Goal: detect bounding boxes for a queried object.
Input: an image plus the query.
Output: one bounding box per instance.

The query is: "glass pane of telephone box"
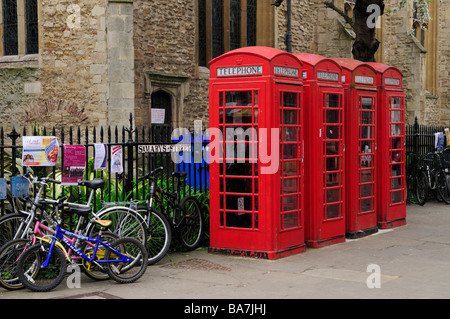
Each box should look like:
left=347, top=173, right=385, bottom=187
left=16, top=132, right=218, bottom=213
left=226, top=212, right=252, bottom=228
left=391, top=96, right=401, bottom=108
left=325, top=204, right=341, bottom=219
left=326, top=125, right=341, bottom=139
left=225, top=91, right=253, bottom=106
left=391, top=191, right=403, bottom=204
left=225, top=178, right=253, bottom=193
left=283, top=212, right=299, bottom=229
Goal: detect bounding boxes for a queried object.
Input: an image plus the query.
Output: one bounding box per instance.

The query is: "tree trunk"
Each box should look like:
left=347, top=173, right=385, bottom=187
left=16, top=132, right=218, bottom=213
left=352, top=0, right=385, bottom=62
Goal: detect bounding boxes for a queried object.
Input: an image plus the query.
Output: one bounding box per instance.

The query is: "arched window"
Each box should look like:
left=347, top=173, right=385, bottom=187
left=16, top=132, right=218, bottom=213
left=412, top=0, right=428, bottom=47
left=25, top=0, right=38, bottom=54
left=151, top=90, right=172, bottom=126
left=2, top=0, right=18, bottom=55
left=1, top=0, right=38, bottom=56
left=198, top=0, right=260, bottom=66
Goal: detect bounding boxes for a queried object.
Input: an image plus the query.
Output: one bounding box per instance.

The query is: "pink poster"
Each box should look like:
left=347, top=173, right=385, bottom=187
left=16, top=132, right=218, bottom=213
left=62, top=145, right=86, bottom=185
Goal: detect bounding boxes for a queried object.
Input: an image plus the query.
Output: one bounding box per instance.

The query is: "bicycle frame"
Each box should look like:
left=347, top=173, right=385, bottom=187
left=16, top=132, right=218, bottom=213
left=154, top=187, right=185, bottom=228
left=41, top=226, right=131, bottom=269
left=13, top=180, right=51, bottom=240
left=423, top=163, right=434, bottom=189
left=31, top=218, right=96, bottom=263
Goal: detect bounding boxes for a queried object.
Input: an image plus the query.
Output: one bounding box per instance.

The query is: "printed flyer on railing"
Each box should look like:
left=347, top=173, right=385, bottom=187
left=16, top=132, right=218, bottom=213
left=22, top=136, right=59, bottom=167
left=62, top=145, right=86, bottom=185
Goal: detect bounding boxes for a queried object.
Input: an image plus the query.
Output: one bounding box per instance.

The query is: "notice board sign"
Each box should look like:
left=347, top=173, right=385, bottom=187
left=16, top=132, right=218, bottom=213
left=0, top=178, right=6, bottom=200
left=151, top=108, right=166, bottom=124
left=11, top=176, right=29, bottom=198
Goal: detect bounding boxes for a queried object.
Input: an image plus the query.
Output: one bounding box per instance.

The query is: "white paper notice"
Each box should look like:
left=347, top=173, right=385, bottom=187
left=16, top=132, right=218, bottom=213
left=151, top=108, right=166, bottom=124
left=94, top=143, right=107, bottom=170
left=111, top=145, right=123, bottom=173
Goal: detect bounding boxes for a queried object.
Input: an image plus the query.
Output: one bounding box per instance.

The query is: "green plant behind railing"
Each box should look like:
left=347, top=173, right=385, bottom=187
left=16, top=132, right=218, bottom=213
left=45, top=158, right=132, bottom=212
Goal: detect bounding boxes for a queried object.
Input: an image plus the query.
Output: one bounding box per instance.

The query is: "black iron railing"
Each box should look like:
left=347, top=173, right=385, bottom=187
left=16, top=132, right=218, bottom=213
left=0, top=114, right=210, bottom=216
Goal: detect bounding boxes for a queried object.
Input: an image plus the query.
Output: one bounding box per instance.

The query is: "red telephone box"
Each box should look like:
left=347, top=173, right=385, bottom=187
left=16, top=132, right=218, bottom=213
left=294, top=53, right=346, bottom=248
left=208, top=47, right=305, bottom=259
left=333, top=58, right=378, bottom=238
left=367, top=62, right=406, bottom=229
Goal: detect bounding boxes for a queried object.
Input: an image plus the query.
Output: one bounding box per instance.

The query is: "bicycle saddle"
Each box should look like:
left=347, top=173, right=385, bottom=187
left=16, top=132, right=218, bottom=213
left=172, top=171, right=187, bottom=178
left=94, top=220, right=112, bottom=228
left=65, top=206, right=92, bottom=217
left=78, top=178, right=105, bottom=190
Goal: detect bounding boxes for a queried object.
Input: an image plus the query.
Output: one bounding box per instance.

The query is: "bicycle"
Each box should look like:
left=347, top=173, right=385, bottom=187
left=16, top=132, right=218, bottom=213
left=443, top=147, right=450, bottom=191
left=0, top=173, right=46, bottom=247
left=434, top=150, right=450, bottom=204
left=67, top=178, right=148, bottom=244
left=0, top=175, right=147, bottom=289
left=0, top=175, right=147, bottom=248
left=138, top=167, right=203, bottom=258
left=16, top=218, right=148, bottom=292
left=415, top=152, right=450, bottom=205
left=407, top=153, right=427, bottom=205
left=135, top=167, right=172, bottom=265
left=0, top=196, right=119, bottom=290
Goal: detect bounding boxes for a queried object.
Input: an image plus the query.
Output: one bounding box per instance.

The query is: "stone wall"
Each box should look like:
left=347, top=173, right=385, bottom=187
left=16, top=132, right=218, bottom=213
left=312, top=0, right=353, bottom=59
left=424, top=93, right=440, bottom=124
left=382, top=2, right=427, bottom=125
left=1, top=0, right=448, bottom=130
left=0, top=63, right=40, bottom=128
left=275, top=0, right=317, bottom=54
left=0, top=0, right=140, bottom=130
left=38, top=0, right=109, bottom=128
left=107, top=0, right=135, bottom=128
left=437, top=0, right=450, bottom=124
left=133, top=0, right=199, bottom=129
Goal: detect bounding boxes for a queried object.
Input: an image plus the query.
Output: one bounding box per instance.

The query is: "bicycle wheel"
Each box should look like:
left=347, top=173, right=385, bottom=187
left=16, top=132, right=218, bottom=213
left=0, top=238, right=33, bottom=290
left=88, top=207, right=147, bottom=245
left=0, top=213, right=30, bottom=247
left=178, top=196, right=203, bottom=251
left=138, top=207, right=172, bottom=265
left=436, top=171, right=450, bottom=204
left=104, top=237, right=148, bottom=284
left=17, top=242, right=67, bottom=292
left=80, top=231, right=119, bottom=281
left=415, top=171, right=428, bottom=206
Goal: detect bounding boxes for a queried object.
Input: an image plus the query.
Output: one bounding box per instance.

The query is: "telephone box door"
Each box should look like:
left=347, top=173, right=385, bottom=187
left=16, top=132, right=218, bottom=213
left=366, top=62, right=406, bottom=228
left=382, top=92, right=406, bottom=226
left=276, top=83, right=305, bottom=255
left=319, top=88, right=345, bottom=242
left=209, top=84, right=266, bottom=255
left=347, top=90, right=378, bottom=237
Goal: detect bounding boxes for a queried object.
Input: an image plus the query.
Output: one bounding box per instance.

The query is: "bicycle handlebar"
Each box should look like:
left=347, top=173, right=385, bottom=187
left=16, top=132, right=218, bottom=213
left=26, top=175, right=61, bottom=185
left=37, top=195, right=69, bottom=209
left=138, top=166, right=164, bottom=182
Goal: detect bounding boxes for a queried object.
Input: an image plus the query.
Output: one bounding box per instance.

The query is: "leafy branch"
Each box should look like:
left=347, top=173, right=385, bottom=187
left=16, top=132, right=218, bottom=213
left=324, top=1, right=355, bottom=29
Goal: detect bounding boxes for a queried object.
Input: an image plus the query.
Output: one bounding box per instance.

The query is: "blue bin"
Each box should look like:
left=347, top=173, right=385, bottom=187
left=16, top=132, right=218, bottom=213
left=173, top=134, right=209, bottom=191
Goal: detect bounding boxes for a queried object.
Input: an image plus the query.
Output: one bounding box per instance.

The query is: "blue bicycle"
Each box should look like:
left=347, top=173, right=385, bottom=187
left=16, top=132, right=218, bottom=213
left=17, top=219, right=148, bottom=292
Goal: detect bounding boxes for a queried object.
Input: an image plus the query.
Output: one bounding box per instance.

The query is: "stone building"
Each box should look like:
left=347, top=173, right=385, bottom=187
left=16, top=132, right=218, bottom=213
left=0, top=0, right=448, bottom=130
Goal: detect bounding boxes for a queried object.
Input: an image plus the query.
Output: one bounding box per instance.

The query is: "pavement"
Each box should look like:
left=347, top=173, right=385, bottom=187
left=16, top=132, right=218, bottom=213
left=2, top=201, right=450, bottom=301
